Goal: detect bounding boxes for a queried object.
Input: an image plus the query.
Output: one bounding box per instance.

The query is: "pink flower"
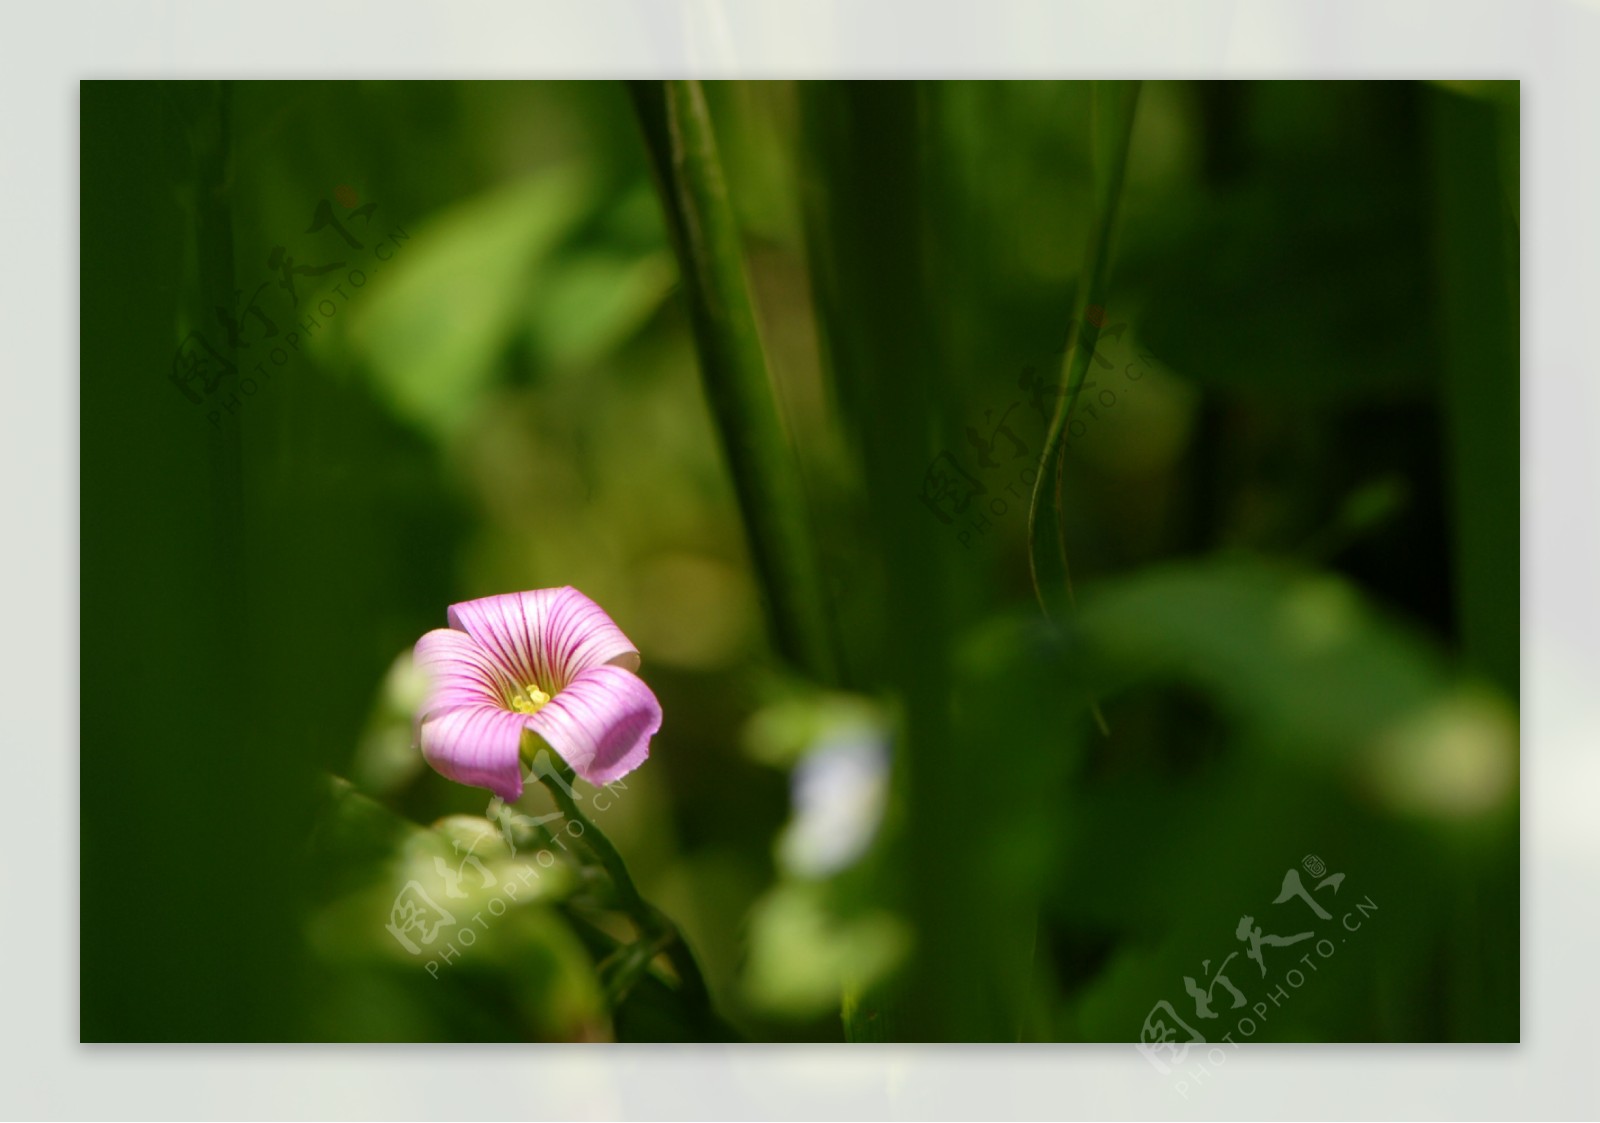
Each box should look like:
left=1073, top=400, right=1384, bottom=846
left=413, top=587, right=662, bottom=801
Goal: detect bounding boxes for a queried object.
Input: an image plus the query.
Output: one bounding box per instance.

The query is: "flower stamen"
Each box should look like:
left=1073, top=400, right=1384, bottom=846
left=510, top=683, right=552, bottom=714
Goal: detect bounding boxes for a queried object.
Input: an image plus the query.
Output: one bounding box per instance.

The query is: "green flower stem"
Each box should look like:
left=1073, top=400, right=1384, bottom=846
left=534, top=766, right=713, bottom=1014
left=598, top=928, right=676, bottom=1007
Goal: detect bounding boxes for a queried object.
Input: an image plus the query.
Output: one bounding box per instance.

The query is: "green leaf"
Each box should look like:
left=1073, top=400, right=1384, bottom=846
left=741, top=882, right=911, bottom=1020
left=339, top=170, right=590, bottom=439
left=1072, top=557, right=1518, bottom=821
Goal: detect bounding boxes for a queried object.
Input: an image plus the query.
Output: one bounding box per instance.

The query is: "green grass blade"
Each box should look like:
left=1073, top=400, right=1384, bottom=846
left=629, top=81, right=837, bottom=683
left=1427, top=83, right=1520, bottom=700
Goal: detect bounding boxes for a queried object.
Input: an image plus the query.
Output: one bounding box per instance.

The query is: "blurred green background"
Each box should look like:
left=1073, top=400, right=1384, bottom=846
left=80, top=79, right=1518, bottom=1043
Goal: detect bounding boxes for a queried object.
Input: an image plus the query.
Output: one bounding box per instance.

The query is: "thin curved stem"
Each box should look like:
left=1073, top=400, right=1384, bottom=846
left=1025, top=82, right=1139, bottom=739
left=1026, top=81, right=1141, bottom=624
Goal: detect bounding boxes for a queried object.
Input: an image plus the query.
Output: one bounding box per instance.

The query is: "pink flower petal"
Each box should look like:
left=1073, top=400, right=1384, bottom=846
left=527, top=664, right=662, bottom=786
left=418, top=704, right=532, bottom=803
left=447, top=587, right=641, bottom=691
left=414, top=627, right=517, bottom=712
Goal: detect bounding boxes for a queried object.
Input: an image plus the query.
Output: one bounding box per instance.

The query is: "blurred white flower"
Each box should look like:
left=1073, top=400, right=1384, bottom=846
left=778, top=730, right=890, bottom=879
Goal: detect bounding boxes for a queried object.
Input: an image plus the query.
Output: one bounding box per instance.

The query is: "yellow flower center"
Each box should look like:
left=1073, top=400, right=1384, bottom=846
left=509, top=684, right=551, bottom=714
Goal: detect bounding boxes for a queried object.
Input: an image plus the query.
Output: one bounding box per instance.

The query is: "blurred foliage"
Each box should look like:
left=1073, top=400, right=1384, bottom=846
left=82, top=79, right=1517, bottom=1044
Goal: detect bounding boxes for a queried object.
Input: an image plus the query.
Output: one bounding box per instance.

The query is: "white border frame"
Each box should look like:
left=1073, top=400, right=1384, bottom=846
left=12, top=1, right=1596, bottom=1117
